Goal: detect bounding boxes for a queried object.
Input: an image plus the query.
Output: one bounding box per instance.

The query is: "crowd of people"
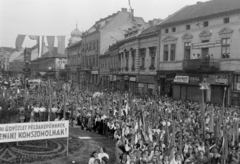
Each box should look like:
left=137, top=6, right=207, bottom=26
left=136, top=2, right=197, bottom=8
left=0, top=76, right=240, bottom=164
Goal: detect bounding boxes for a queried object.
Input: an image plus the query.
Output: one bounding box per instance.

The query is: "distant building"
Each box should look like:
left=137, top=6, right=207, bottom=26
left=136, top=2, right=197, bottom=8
left=30, top=47, right=67, bottom=79
left=0, top=47, right=14, bottom=72
left=79, top=8, right=147, bottom=87
left=101, top=18, right=161, bottom=93
left=157, top=0, right=240, bottom=105
left=66, top=25, right=82, bottom=83
left=9, top=44, right=48, bottom=77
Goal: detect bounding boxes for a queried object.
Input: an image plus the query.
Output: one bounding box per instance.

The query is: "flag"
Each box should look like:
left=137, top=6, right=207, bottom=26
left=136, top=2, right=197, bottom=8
left=15, top=35, right=26, bottom=51
left=57, top=36, right=65, bottom=55
left=170, top=120, right=176, bottom=147
left=46, top=36, right=55, bottom=57
left=209, top=107, right=214, bottom=132
left=179, top=125, right=183, bottom=155
left=164, top=121, right=169, bottom=148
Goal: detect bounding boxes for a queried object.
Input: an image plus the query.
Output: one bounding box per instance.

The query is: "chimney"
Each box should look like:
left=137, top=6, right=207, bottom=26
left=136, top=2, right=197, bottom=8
left=131, top=9, right=134, bottom=16
left=197, top=1, right=202, bottom=4
left=121, top=8, right=127, bottom=12
left=148, top=20, right=154, bottom=27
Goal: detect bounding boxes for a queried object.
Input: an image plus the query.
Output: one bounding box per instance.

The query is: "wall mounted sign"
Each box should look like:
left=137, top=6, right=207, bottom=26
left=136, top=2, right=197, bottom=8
left=215, top=75, right=228, bottom=84
left=148, top=84, right=155, bottom=89
left=137, top=75, right=155, bottom=83
left=129, top=77, right=136, bottom=81
left=91, top=71, right=98, bottom=74
left=138, top=83, right=144, bottom=87
left=173, top=76, right=189, bottom=83
left=205, top=74, right=228, bottom=85
left=189, top=75, right=202, bottom=84
left=192, top=40, right=221, bottom=49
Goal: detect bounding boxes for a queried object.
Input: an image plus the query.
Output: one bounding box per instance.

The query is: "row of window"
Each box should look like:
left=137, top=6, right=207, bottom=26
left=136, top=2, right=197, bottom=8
left=165, top=17, right=230, bottom=33
left=163, top=38, right=230, bottom=61
left=121, top=48, right=156, bottom=70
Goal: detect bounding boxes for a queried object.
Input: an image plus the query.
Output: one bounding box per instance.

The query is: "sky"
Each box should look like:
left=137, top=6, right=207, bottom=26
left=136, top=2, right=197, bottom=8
left=0, top=0, right=209, bottom=49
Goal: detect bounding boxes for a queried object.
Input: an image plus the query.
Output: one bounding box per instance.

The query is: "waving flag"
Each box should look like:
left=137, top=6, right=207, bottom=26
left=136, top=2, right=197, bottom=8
left=15, top=35, right=26, bottom=51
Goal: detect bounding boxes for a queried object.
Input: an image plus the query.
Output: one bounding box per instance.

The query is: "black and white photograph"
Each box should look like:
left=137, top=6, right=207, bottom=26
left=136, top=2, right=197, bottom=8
left=0, top=0, right=240, bottom=163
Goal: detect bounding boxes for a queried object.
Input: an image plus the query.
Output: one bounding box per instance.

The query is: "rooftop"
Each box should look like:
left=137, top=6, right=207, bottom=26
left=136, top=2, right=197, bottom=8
left=41, top=47, right=66, bottom=58
left=159, top=0, right=240, bottom=27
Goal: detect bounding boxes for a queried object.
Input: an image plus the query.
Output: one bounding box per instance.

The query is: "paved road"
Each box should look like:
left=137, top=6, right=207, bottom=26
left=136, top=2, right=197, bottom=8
left=34, top=127, right=116, bottom=164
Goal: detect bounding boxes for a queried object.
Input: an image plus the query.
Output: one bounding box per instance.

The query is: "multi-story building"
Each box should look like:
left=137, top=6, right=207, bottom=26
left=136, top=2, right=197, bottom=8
left=102, top=19, right=161, bottom=93
left=0, top=47, right=14, bottom=72
left=157, top=0, right=240, bottom=105
left=66, top=25, right=82, bottom=83
left=9, top=44, right=47, bottom=77
left=79, top=8, right=146, bottom=87
left=30, top=47, right=67, bottom=79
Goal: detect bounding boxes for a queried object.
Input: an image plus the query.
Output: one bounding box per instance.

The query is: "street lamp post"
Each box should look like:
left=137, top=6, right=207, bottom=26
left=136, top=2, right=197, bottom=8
left=48, top=67, right=52, bottom=121
left=199, top=78, right=210, bottom=142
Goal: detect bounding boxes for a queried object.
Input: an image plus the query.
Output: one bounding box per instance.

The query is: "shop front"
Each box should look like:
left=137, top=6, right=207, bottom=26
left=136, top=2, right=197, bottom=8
left=231, top=74, right=240, bottom=106
left=136, top=75, right=156, bottom=94
left=116, top=75, right=122, bottom=90
left=205, top=74, right=229, bottom=104
left=91, top=70, right=99, bottom=85
left=172, top=73, right=229, bottom=104
left=123, top=75, right=129, bottom=91
left=158, top=73, right=176, bottom=96
left=129, top=76, right=137, bottom=92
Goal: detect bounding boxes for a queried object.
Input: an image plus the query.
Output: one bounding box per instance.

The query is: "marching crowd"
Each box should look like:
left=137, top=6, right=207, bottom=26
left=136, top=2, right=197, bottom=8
left=0, top=76, right=240, bottom=164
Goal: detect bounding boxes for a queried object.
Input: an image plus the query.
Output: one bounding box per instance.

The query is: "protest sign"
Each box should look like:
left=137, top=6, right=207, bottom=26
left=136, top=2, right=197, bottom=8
left=0, top=121, right=69, bottom=143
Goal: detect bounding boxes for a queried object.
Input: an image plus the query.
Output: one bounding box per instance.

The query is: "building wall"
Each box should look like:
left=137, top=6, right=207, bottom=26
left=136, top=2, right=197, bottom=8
left=101, top=10, right=136, bottom=55
left=159, top=13, right=240, bottom=71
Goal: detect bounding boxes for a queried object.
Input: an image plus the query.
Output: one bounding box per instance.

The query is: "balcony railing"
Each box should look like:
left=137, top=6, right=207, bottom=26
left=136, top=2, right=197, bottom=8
left=182, top=58, right=220, bottom=71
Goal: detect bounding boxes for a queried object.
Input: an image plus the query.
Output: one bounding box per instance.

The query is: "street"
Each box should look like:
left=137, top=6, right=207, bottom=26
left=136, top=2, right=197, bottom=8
left=31, top=127, right=116, bottom=164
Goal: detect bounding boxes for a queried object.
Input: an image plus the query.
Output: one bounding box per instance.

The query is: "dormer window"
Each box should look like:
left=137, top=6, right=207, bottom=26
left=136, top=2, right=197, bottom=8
left=165, top=29, right=169, bottom=33
left=186, top=25, right=191, bottom=30
left=203, top=21, right=208, bottom=27
left=224, top=17, right=229, bottom=24
left=172, top=27, right=176, bottom=32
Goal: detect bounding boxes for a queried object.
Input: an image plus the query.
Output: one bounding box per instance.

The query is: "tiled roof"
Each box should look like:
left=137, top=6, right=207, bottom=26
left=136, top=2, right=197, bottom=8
left=160, top=0, right=240, bottom=27
left=66, top=40, right=81, bottom=49
left=140, top=25, right=158, bottom=35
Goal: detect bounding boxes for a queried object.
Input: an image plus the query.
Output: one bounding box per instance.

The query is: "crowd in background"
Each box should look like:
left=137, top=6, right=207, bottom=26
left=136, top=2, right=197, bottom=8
left=0, top=75, right=240, bottom=164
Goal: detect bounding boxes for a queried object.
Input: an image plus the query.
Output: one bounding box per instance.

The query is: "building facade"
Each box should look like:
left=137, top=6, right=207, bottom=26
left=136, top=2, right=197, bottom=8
left=157, top=0, right=240, bottom=105
left=30, top=47, right=67, bottom=79
left=66, top=25, right=82, bottom=83
left=78, top=8, right=147, bottom=87
left=0, top=47, right=14, bottom=72
left=66, top=41, right=82, bottom=83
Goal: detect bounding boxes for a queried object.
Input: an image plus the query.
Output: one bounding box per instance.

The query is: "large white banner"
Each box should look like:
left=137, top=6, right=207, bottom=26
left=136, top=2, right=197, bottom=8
left=0, top=121, right=69, bottom=143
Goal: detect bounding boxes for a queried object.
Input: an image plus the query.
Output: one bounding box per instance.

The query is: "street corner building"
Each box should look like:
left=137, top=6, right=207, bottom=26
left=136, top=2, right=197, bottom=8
left=157, top=0, right=240, bottom=106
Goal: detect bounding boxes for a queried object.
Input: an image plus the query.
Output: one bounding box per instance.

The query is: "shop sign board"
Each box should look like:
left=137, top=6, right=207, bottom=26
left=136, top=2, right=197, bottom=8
left=138, top=83, right=144, bottom=88
left=148, top=84, right=155, bottom=89
left=173, top=76, right=189, bottom=83
left=205, top=75, right=228, bottom=85
left=166, top=73, right=176, bottom=82
left=137, top=75, right=155, bottom=83
left=129, top=77, right=136, bottom=81
left=91, top=71, right=98, bottom=74
left=113, top=75, right=116, bottom=81
left=215, top=75, right=228, bottom=85
left=192, top=40, right=221, bottom=49
left=189, top=75, right=202, bottom=84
